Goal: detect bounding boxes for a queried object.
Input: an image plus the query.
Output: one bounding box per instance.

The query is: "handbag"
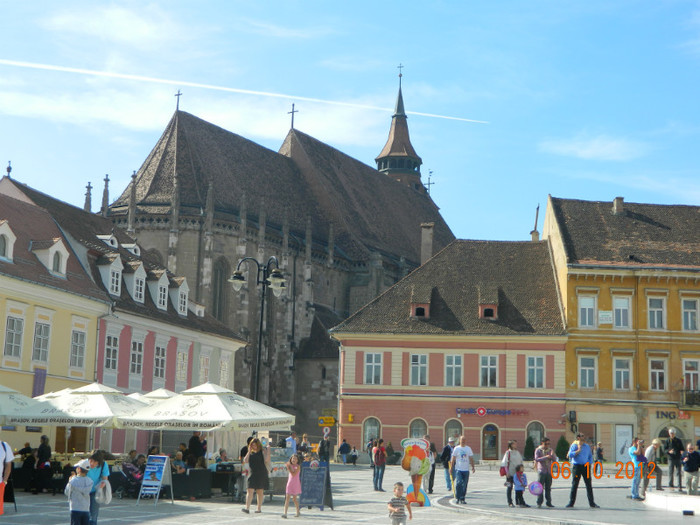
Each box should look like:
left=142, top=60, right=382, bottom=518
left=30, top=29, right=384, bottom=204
left=499, top=466, right=507, bottom=477
left=499, top=449, right=510, bottom=476
left=95, top=480, right=112, bottom=505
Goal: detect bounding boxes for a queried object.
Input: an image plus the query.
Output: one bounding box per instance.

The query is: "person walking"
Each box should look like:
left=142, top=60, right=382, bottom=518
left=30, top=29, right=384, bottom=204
left=242, top=438, right=270, bottom=514
left=641, top=438, right=664, bottom=498
left=425, top=440, right=437, bottom=494
left=281, top=453, right=301, bottom=518
left=65, top=459, right=93, bottom=525
left=450, top=435, right=475, bottom=504
left=318, top=434, right=331, bottom=463
left=387, top=481, right=412, bottom=525
left=513, top=464, right=531, bottom=508
left=0, top=439, right=15, bottom=516
left=440, top=437, right=455, bottom=492
left=338, top=439, right=351, bottom=465
left=86, top=451, right=110, bottom=525
left=627, top=437, right=645, bottom=501
left=665, top=428, right=684, bottom=491
left=565, top=432, right=600, bottom=508
left=534, top=436, right=556, bottom=508
left=350, top=447, right=359, bottom=466
left=682, top=441, right=700, bottom=495
left=367, top=438, right=376, bottom=468
left=35, top=434, right=52, bottom=494
left=373, top=439, right=387, bottom=491
left=501, top=440, right=523, bottom=508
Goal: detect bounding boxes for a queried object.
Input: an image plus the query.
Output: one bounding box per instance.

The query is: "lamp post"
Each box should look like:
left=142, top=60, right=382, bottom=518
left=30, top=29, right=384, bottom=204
left=229, top=256, right=287, bottom=401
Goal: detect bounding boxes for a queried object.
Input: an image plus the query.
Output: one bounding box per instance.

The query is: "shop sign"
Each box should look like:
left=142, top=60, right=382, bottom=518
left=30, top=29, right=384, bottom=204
left=456, top=407, right=529, bottom=417
left=655, top=410, right=691, bottom=420
left=598, top=311, right=613, bottom=324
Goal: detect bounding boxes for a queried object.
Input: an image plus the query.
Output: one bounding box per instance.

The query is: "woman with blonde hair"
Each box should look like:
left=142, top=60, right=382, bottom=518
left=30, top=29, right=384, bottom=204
left=242, top=438, right=270, bottom=514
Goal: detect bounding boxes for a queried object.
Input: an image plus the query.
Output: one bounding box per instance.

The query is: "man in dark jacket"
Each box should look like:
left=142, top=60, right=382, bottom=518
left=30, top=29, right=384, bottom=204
left=440, top=436, right=456, bottom=491
left=188, top=431, right=205, bottom=464
left=666, top=428, right=684, bottom=491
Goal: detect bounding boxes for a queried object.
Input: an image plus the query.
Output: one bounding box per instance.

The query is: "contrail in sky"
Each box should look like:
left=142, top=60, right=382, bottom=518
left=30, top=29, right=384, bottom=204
left=0, top=59, right=488, bottom=124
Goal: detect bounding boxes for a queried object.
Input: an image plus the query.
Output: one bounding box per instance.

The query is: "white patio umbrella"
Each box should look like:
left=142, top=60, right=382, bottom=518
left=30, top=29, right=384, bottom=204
left=8, top=382, right=147, bottom=427
left=0, top=384, right=45, bottom=425
left=118, top=382, right=295, bottom=431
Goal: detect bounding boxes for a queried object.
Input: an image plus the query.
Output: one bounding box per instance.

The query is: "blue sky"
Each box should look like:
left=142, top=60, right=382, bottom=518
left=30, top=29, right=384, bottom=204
left=1, top=1, right=699, bottom=241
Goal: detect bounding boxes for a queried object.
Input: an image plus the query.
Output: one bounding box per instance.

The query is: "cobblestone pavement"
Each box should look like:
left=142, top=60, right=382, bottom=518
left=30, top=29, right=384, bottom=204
left=1, top=463, right=691, bottom=525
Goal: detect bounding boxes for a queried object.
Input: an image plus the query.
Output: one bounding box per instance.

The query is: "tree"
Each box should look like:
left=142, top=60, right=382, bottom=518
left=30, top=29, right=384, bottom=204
left=555, top=435, right=570, bottom=461
left=523, top=436, right=535, bottom=460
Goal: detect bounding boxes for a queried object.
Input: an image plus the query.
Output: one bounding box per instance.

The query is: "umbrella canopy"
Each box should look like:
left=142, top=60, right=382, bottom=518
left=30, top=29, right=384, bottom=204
left=118, top=382, right=295, bottom=431
left=0, top=384, right=45, bottom=425
left=128, top=387, right=176, bottom=406
left=8, top=382, right=147, bottom=427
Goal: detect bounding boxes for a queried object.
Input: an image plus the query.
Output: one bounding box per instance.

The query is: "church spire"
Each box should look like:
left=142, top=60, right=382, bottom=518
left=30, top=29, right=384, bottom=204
left=375, top=66, right=424, bottom=193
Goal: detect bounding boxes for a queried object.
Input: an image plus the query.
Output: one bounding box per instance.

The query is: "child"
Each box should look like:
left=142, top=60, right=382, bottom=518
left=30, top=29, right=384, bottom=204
left=350, top=447, right=359, bottom=466
left=282, top=453, right=301, bottom=518
left=64, top=459, right=94, bottom=525
left=513, top=464, right=531, bottom=508
left=388, top=481, right=412, bottom=525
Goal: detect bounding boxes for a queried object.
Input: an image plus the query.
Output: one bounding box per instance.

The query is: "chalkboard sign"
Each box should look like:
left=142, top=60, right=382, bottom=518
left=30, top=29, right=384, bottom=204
left=299, top=461, right=327, bottom=508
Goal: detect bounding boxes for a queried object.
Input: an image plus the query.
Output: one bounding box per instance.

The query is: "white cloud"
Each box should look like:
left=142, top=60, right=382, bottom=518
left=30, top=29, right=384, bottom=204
left=238, top=17, right=336, bottom=39
left=539, top=134, right=649, bottom=161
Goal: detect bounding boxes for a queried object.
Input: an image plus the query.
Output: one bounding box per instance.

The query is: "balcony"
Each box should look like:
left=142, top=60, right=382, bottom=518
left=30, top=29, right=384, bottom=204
left=681, top=390, right=700, bottom=407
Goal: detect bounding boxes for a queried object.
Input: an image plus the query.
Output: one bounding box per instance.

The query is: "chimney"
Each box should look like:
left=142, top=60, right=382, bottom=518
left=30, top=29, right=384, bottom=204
left=530, top=204, right=540, bottom=242
left=613, top=196, right=625, bottom=215
left=420, top=222, right=434, bottom=265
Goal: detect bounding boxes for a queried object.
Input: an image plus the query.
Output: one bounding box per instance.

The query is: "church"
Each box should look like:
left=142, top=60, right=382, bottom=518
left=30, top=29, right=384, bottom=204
left=106, top=83, right=454, bottom=435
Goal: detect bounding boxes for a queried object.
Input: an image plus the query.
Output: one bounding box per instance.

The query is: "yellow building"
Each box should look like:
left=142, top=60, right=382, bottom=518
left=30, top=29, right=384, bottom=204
left=0, top=192, right=109, bottom=450
left=544, top=195, right=700, bottom=462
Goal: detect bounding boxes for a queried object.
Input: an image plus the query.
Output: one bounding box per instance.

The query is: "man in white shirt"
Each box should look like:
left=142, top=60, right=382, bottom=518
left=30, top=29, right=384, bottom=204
left=285, top=431, right=298, bottom=455
left=0, top=439, right=16, bottom=515
left=450, top=435, right=475, bottom=504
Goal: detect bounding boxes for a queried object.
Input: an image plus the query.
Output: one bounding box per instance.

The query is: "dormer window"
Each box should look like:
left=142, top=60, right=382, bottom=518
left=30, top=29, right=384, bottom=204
left=0, top=235, right=6, bottom=258
left=96, top=234, right=118, bottom=248
left=134, top=277, right=145, bottom=302
left=121, top=243, right=141, bottom=256
left=479, top=303, right=498, bottom=320
left=158, top=285, right=167, bottom=308
left=31, top=238, right=69, bottom=277
left=178, top=290, right=188, bottom=316
left=410, top=303, right=430, bottom=319
left=52, top=252, right=62, bottom=273
left=110, top=269, right=121, bottom=295
left=0, top=221, right=17, bottom=262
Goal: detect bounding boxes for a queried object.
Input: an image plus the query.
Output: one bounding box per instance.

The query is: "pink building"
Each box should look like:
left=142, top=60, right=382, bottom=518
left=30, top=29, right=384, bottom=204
left=331, top=240, right=567, bottom=460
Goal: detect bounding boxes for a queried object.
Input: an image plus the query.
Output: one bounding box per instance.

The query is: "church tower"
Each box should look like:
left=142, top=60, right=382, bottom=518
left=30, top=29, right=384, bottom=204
left=375, top=72, right=424, bottom=193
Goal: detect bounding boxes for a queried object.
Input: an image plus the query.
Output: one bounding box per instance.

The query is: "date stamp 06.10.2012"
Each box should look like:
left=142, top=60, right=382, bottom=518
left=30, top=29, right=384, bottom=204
left=550, top=461, right=657, bottom=480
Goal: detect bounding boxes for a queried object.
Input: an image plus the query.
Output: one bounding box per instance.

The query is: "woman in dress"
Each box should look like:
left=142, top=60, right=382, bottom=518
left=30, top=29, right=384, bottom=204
left=242, top=438, right=270, bottom=514
left=501, top=440, right=523, bottom=507
left=282, top=453, right=302, bottom=518
left=34, top=435, right=52, bottom=494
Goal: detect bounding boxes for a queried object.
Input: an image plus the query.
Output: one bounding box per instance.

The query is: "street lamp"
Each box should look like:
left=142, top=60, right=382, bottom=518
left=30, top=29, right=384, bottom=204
left=229, top=256, right=287, bottom=401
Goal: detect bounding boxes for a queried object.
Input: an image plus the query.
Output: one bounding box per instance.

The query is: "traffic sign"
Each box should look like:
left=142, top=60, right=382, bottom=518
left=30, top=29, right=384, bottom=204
left=317, top=416, right=336, bottom=426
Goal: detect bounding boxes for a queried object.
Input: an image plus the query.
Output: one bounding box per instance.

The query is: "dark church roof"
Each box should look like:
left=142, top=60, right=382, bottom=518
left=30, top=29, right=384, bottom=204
left=549, top=196, right=700, bottom=269
left=331, top=240, right=566, bottom=337
left=375, top=86, right=421, bottom=161
left=110, top=111, right=452, bottom=265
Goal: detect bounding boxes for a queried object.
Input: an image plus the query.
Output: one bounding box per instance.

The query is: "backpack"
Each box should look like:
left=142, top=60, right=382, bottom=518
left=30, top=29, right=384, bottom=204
left=374, top=447, right=386, bottom=466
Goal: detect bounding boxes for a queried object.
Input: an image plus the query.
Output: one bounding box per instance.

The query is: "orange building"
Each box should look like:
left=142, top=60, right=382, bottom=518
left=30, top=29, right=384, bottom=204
left=331, top=239, right=567, bottom=460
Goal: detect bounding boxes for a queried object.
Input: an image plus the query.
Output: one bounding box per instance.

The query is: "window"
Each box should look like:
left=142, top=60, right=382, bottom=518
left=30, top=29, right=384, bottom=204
left=579, top=356, right=596, bottom=389
left=109, top=269, right=121, bottom=295
left=444, top=419, right=463, bottom=442
left=579, top=296, right=596, bottom=327
left=527, top=356, right=544, bottom=388
left=683, top=299, right=699, bottom=331
left=614, top=358, right=631, bottom=390
left=613, top=296, right=631, bottom=328
left=410, top=354, right=427, bottom=386
left=527, top=421, right=545, bottom=445
left=158, top=285, right=167, bottom=308
left=154, top=345, right=166, bottom=379
left=32, top=323, right=50, bottom=362
left=0, top=235, right=6, bottom=257
left=179, top=291, right=188, bottom=315
left=134, top=278, right=145, bottom=302
left=176, top=352, right=187, bottom=382
left=52, top=252, right=61, bottom=273
left=70, top=330, right=86, bottom=368
left=481, top=355, right=497, bottom=387
left=445, top=355, right=462, bottom=387
left=409, top=419, right=427, bottom=438
left=104, top=335, right=118, bottom=371
left=199, top=354, right=210, bottom=383
left=220, top=358, right=229, bottom=388
left=650, top=359, right=666, bottom=391
left=130, top=341, right=143, bottom=374
left=684, top=360, right=700, bottom=391
left=4, top=316, right=24, bottom=358
left=648, top=298, right=665, bottom=329
left=363, top=417, right=381, bottom=445
left=364, top=353, right=382, bottom=385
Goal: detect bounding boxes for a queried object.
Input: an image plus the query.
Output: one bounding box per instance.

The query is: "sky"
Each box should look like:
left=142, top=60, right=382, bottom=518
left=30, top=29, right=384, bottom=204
left=1, top=1, right=700, bottom=241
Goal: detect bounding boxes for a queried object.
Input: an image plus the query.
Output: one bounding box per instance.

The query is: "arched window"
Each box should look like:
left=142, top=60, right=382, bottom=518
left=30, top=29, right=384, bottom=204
left=444, top=419, right=463, bottom=442
left=212, top=258, right=230, bottom=322
left=482, top=424, right=500, bottom=460
left=363, top=417, right=381, bottom=445
left=409, top=419, right=427, bottom=438
left=527, top=421, right=545, bottom=446
left=52, top=252, right=62, bottom=273
left=0, top=235, right=6, bottom=257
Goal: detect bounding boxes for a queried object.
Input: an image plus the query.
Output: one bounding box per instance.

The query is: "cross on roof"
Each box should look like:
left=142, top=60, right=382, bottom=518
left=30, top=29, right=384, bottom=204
left=175, top=89, right=182, bottom=110
left=397, top=63, right=404, bottom=87
left=425, top=170, right=434, bottom=195
left=288, top=103, right=299, bottom=129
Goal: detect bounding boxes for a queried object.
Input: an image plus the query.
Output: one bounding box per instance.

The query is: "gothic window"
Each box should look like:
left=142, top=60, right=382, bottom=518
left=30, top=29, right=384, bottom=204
left=212, top=258, right=230, bottom=322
